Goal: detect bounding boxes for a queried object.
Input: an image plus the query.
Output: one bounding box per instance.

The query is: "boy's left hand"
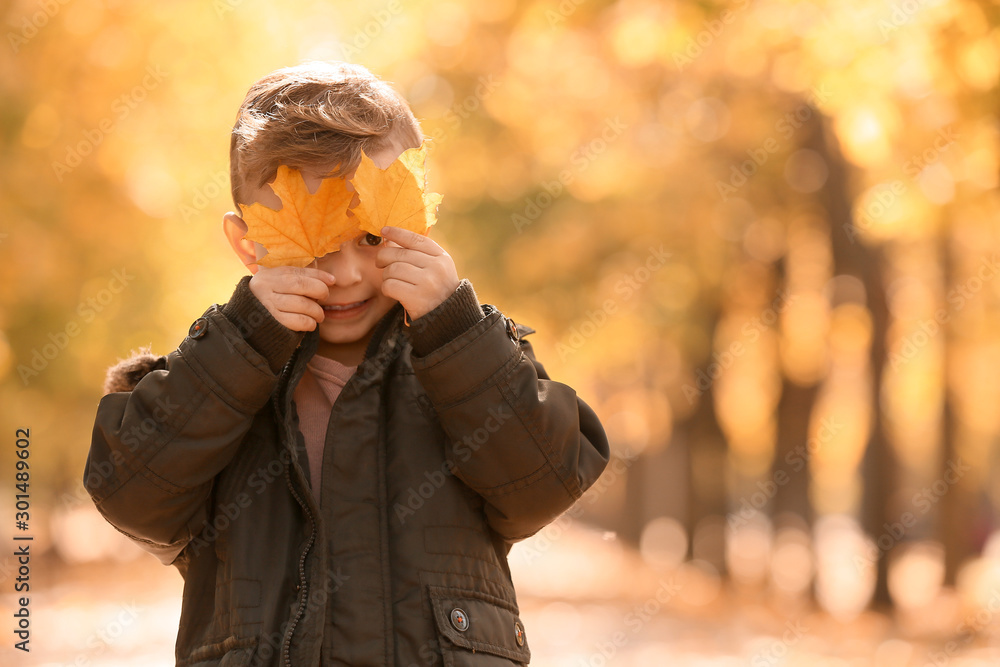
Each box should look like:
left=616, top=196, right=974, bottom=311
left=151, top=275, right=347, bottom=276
left=376, top=226, right=460, bottom=321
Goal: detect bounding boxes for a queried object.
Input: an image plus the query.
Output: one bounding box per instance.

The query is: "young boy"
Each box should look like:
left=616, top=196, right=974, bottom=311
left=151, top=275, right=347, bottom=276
left=86, top=61, right=610, bottom=667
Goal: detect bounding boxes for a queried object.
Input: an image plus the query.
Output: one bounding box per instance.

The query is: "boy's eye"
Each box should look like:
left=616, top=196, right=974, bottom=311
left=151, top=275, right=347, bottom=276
left=362, top=233, right=383, bottom=247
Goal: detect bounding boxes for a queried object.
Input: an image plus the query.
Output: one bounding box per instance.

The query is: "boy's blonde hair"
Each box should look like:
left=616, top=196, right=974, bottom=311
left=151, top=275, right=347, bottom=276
left=229, top=61, right=423, bottom=207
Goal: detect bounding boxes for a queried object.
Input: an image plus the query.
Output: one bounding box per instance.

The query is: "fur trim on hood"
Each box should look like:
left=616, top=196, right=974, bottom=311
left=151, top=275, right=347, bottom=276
left=103, top=345, right=168, bottom=396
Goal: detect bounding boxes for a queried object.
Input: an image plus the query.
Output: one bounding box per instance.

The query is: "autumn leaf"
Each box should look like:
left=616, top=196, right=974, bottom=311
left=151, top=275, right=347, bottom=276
left=351, top=140, right=443, bottom=238
left=238, top=165, right=356, bottom=268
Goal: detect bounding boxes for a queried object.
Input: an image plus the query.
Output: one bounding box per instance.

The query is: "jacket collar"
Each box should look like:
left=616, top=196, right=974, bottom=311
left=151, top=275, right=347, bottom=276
left=361, top=301, right=407, bottom=366
left=266, top=302, right=405, bottom=533
left=274, top=301, right=406, bottom=412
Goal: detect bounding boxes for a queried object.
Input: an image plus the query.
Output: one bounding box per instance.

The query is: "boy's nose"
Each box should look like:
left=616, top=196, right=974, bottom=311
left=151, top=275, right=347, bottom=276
left=316, top=242, right=363, bottom=284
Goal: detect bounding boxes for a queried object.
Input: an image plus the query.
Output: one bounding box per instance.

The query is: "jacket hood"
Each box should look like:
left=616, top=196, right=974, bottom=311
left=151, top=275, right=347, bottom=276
left=102, top=346, right=168, bottom=396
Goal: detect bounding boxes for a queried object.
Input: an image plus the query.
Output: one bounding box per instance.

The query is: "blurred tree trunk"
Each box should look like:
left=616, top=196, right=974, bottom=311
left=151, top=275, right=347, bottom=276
left=619, top=384, right=689, bottom=547
left=771, top=381, right=820, bottom=525
left=682, top=327, right=730, bottom=574
left=940, top=347, right=966, bottom=584
left=812, top=113, right=897, bottom=607
left=622, top=312, right=729, bottom=575
left=939, top=237, right=980, bottom=584
left=768, top=221, right=819, bottom=527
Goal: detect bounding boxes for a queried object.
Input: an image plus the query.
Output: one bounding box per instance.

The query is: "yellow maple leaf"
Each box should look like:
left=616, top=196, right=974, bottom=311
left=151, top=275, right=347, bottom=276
left=238, top=165, right=356, bottom=268
left=351, top=140, right=444, bottom=238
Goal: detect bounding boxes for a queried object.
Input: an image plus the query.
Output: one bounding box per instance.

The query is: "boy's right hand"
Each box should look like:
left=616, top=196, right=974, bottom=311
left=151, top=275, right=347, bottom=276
left=248, top=267, right=336, bottom=332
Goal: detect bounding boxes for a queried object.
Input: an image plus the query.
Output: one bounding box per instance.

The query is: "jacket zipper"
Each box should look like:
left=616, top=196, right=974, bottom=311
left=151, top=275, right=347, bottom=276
left=278, top=306, right=400, bottom=667
left=275, top=347, right=319, bottom=667
left=282, top=457, right=316, bottom=667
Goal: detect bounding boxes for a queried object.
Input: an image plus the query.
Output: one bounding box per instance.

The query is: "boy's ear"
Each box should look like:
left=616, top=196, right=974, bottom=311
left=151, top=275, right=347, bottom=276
left=222, top=212, right=261, bottom=274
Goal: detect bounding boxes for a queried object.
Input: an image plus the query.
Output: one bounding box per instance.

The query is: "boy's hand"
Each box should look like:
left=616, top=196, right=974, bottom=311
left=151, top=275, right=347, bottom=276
left=248, top=266, right=336, bottom=332
left=376, top=226, right=459, bottom=320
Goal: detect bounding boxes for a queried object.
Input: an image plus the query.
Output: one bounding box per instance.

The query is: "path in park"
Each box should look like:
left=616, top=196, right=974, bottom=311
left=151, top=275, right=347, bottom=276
left=2, top=511, right=1000, bottom=666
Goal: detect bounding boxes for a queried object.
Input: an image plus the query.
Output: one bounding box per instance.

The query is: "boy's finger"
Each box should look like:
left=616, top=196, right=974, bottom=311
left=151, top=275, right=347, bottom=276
left=381, top=226, right=442, bottom=256
left=273, top=273, right=334, bottom=305
left=375, top=246, right=431, bottom=269
left=270, top=265, right=335, bottom=288
left=297, top=266, right=336, bottom=283
left=299, top=259, right=335, bottom=284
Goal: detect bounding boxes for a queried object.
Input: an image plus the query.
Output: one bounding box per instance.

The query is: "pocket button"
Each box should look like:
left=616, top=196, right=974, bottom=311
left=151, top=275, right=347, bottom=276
left=514, top=621, right=525, bottom=646
left=450, top=607, right=469, bottom=632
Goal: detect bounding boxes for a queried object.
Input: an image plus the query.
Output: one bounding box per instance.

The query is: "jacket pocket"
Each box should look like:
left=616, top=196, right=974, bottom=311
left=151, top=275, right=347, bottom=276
left=179, top=636, right=259, bottom=667
left=214, top=577, right=263, bottom=636
left=219, top=644, right=257, bottom=667
left=428, top=585, right=530, bottom=666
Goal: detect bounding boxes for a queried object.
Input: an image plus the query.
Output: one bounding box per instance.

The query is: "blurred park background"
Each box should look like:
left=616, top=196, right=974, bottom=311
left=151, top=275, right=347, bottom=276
left=2, top=0, right=1000, bottom=664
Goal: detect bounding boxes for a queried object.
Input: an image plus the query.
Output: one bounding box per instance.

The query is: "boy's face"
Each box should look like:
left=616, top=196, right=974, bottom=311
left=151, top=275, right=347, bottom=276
left=241, top=136, right=417, bottom=357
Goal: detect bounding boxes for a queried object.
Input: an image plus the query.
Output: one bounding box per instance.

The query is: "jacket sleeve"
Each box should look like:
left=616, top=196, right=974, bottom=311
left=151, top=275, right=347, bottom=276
left=406, top=280, right=611, bottom=543
left=85, top=276, right=303, bottom=565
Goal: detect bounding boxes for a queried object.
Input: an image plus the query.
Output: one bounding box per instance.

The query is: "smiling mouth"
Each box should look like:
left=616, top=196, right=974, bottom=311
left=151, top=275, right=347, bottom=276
left=321, top=299, right=372, bottom=318
left=323, top=299, right=369, bottom=311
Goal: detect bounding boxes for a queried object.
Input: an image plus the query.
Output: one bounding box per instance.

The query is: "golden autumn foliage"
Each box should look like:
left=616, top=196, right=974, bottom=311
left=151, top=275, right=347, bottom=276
left=351, top=140, right=443, bottom=238
left=238, top=165, right=355, bottom=268
left=6, top=4, right=1000, bottom=659
left=238, top=141, right=442, bottom=267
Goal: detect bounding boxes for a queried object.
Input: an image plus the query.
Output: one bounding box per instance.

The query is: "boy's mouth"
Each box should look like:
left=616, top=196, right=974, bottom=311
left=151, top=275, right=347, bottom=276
left=322, top=298, right=371, bottom=318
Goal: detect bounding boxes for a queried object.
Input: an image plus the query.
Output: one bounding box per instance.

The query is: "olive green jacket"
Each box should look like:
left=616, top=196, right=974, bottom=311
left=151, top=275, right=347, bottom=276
left=86, top=276, right=610, bottom=666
